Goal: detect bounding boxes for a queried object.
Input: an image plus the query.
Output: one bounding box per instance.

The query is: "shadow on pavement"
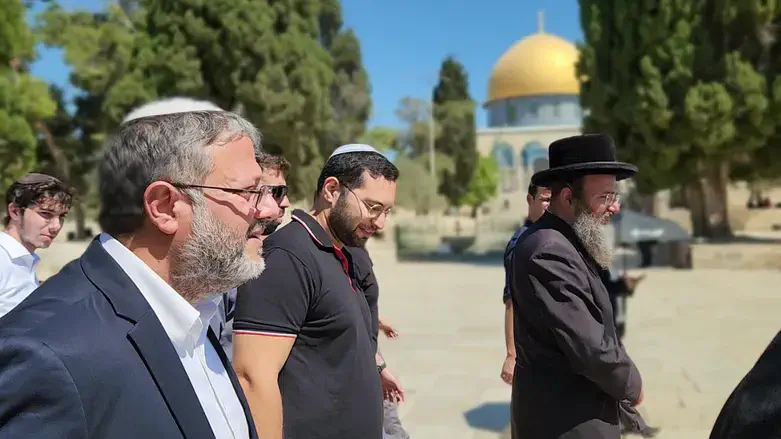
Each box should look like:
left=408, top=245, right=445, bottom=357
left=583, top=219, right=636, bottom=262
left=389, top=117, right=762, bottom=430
left=463, top=401, right=511, bottom=433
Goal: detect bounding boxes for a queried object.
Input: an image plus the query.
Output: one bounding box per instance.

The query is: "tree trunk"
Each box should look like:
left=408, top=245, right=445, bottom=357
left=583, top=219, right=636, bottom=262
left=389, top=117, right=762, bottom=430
left=686, top=182, right=707, bottom=237
left=35, top=121, right=90, bottom=241
left=73, top=198, right=88, bottom=239
left=686, top=162, right=732, bottom=239
left=708, top=161, right=732, bottom=238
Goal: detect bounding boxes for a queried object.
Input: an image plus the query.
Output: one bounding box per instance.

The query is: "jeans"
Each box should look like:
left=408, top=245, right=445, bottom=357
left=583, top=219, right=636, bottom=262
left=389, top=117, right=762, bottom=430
left=383, top=400, right=410, bottom=439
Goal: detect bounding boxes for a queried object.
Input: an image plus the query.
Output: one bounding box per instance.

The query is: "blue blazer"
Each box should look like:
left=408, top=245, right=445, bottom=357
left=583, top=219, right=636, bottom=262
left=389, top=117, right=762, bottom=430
left=0, top=239, right=258, bottom=439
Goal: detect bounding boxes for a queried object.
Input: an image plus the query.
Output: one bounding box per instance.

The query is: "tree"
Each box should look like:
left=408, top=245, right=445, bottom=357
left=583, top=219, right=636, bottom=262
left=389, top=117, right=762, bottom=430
left=35, top=85, right=99, bottom=238
left=432, top=56, right=477, bottom=207
left=137, top=0, right=335, bottom=200
left=578, top=0, right=779, bottom=238
left=358, top=126, right=400, bottom=151
left=721, top=4, right=781, bottom=184
left=325, top=28, right=371, bottom=153
left=393, top=155, right=447, bottom=215
left=394, top=96, right=432, bottom=157
left=460, top=156, right=498, bottom=216
left=0, top=0, right=56, bottom=191
left=35, top=1, right=151, bottom=238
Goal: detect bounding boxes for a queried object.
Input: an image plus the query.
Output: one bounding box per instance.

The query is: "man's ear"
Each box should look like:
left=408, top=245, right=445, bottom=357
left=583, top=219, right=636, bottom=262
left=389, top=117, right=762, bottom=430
left=526, top=194, right=534, bottom=206
left=6, top=203, right=22, bottom=221
left=143, top=182, right=182, bottom=235
left=322, top=176, right=341, bottom=206
left=562, top=187, right=574, bottom=205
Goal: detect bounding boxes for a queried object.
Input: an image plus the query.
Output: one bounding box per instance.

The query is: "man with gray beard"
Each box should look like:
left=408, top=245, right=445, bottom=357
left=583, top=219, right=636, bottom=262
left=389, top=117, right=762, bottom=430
left=0, top=108, right=281, bottom=438
left=508, top=134, right=644, bottom=439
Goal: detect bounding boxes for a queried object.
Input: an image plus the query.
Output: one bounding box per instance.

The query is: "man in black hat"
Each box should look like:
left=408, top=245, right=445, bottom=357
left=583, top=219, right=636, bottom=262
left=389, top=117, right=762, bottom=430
left=508, top=133, right=644, bottom=439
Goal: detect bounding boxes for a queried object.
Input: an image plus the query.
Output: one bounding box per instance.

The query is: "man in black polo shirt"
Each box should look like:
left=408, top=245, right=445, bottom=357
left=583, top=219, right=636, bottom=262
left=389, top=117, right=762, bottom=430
left=232, top=144, right=400, bottom=439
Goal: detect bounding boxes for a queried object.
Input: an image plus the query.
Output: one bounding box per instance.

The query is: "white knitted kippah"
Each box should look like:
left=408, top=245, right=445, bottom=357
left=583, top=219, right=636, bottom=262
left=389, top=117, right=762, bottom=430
left=329, top=143, right=380, bottom=158
left=122, top=97, right=224, bottom=123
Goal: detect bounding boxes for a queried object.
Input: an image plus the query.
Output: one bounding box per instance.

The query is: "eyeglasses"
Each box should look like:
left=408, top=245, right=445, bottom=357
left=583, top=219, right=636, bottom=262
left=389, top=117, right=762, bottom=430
left=339, top=182, right=392, bottom=219
left=565, top=184, right=620, bottom=207
left=172, top=183, right=284, bottom=209
left=600, top=192, right=621, bottom=206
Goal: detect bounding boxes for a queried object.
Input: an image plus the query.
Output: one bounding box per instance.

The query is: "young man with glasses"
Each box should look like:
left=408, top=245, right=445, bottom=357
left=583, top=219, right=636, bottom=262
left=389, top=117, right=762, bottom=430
left=214, top=151, right=292, bottom=358
left=0, top=173, right=73, bottom=318
left=232, top=144, right=399, bottom=439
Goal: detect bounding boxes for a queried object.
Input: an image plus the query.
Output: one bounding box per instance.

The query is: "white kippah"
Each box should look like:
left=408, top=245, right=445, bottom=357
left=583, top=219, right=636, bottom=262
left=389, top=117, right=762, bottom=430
left=122, top=97, right=224, bottom=123
left=329, top=143, right=380, bottom=158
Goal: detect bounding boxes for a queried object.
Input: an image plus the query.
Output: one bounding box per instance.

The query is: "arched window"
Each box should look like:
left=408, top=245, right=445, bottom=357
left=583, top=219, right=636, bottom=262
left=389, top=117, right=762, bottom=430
left=492, top=142, right=514, bottom=169
left=506, top=102, right=517, bottom=126
left=521, top=141, right=547, bottom=168
left=492, top=141, right=517, bottom=193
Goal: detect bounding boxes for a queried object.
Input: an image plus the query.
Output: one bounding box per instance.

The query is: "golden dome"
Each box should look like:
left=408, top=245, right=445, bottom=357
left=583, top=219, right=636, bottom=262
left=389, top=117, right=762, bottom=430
left=487, top=32, right=580, bottom=103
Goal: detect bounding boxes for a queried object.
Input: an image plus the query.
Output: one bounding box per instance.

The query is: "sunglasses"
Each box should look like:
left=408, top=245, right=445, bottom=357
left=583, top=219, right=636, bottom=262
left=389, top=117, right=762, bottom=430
left=266, top=185, right=288, bottom=203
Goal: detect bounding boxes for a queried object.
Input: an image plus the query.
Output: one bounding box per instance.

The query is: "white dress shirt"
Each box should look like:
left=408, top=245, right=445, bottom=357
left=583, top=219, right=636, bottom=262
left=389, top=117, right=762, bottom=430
left=99, top=233, right=249, bottom=439
left=0, top=232, right=40, bottom=318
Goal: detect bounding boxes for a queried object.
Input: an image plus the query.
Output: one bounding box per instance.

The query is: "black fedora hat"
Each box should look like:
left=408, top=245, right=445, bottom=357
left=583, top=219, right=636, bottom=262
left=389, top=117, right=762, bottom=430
left=531, top=133, right=637, bottom=186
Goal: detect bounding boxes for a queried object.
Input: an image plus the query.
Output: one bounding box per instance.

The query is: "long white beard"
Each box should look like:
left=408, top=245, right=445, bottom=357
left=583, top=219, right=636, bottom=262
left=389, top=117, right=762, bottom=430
left=572, top=209, right=613, bottom=268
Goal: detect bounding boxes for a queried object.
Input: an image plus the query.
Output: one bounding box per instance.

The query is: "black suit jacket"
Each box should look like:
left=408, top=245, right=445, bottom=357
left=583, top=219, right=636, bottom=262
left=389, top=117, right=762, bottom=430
left=0, top=239, right=258, bottom=439
left=710, top=330, right=781, bottom=439
left=510, top=212, right=642, bottom=439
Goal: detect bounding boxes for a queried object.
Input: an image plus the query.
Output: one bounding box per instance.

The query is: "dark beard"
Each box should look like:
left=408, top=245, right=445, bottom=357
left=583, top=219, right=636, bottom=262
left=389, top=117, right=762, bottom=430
left=255, top=218, right=281, bottom=236
left=328, top=197, right=366, bottom=247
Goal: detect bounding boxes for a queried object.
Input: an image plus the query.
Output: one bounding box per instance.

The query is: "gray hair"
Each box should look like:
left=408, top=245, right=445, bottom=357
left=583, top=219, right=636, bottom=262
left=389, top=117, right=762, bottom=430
left=99, top=110, right=262, bottom=237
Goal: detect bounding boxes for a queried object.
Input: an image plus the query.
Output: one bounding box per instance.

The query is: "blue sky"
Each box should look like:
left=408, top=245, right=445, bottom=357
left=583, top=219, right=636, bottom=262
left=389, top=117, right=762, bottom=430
left=29, top=0, right=583, bottom=129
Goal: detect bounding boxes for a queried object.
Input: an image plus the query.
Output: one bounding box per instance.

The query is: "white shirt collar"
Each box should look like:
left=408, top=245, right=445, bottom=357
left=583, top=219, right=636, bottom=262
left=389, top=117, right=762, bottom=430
left=98, top=233, right=219, bottom=354
left=0, top=231, right=38, bottom=263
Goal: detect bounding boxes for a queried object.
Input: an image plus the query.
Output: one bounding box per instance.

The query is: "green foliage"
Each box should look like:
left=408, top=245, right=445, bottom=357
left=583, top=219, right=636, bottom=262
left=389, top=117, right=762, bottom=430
left=325, top=28, right=371, bottom=154
left=135, top=0, right=337, bottom=199
left=0, top=0, right=35, bottom=66
left=394, top=96, right=432, bottom=157
left=358, top=126, right=399, bottom=151
left=432, top=56, right=477, bottom=206
left=35, top=0, right=375, bottom=204
left=0, top=0, right=56, bottom=191
left=34, top=1, right=151, bottom=237
left=393, top=154, right=448, bottom=214
left=37, top=2, right=155, bottom=129
left=578, top=0, right=698, bottom=192
left=35, top=85, right=99, bottom=236
left=578, top=0, right=781, bottom=237
left=460, top=155, right=498, bottom=211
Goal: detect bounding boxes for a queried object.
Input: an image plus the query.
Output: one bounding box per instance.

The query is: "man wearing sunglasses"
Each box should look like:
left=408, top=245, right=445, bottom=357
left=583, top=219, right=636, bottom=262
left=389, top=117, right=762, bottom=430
left=232, top=144, right=398, bottom=439
left=214, top=151, right=291, bottom=358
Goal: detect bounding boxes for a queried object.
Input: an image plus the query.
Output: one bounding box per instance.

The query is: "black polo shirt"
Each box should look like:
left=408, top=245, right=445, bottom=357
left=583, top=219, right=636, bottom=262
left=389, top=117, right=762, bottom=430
left=233, top=209, right=382, bottom=439
left=348, top=246, right=379, bottom=351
